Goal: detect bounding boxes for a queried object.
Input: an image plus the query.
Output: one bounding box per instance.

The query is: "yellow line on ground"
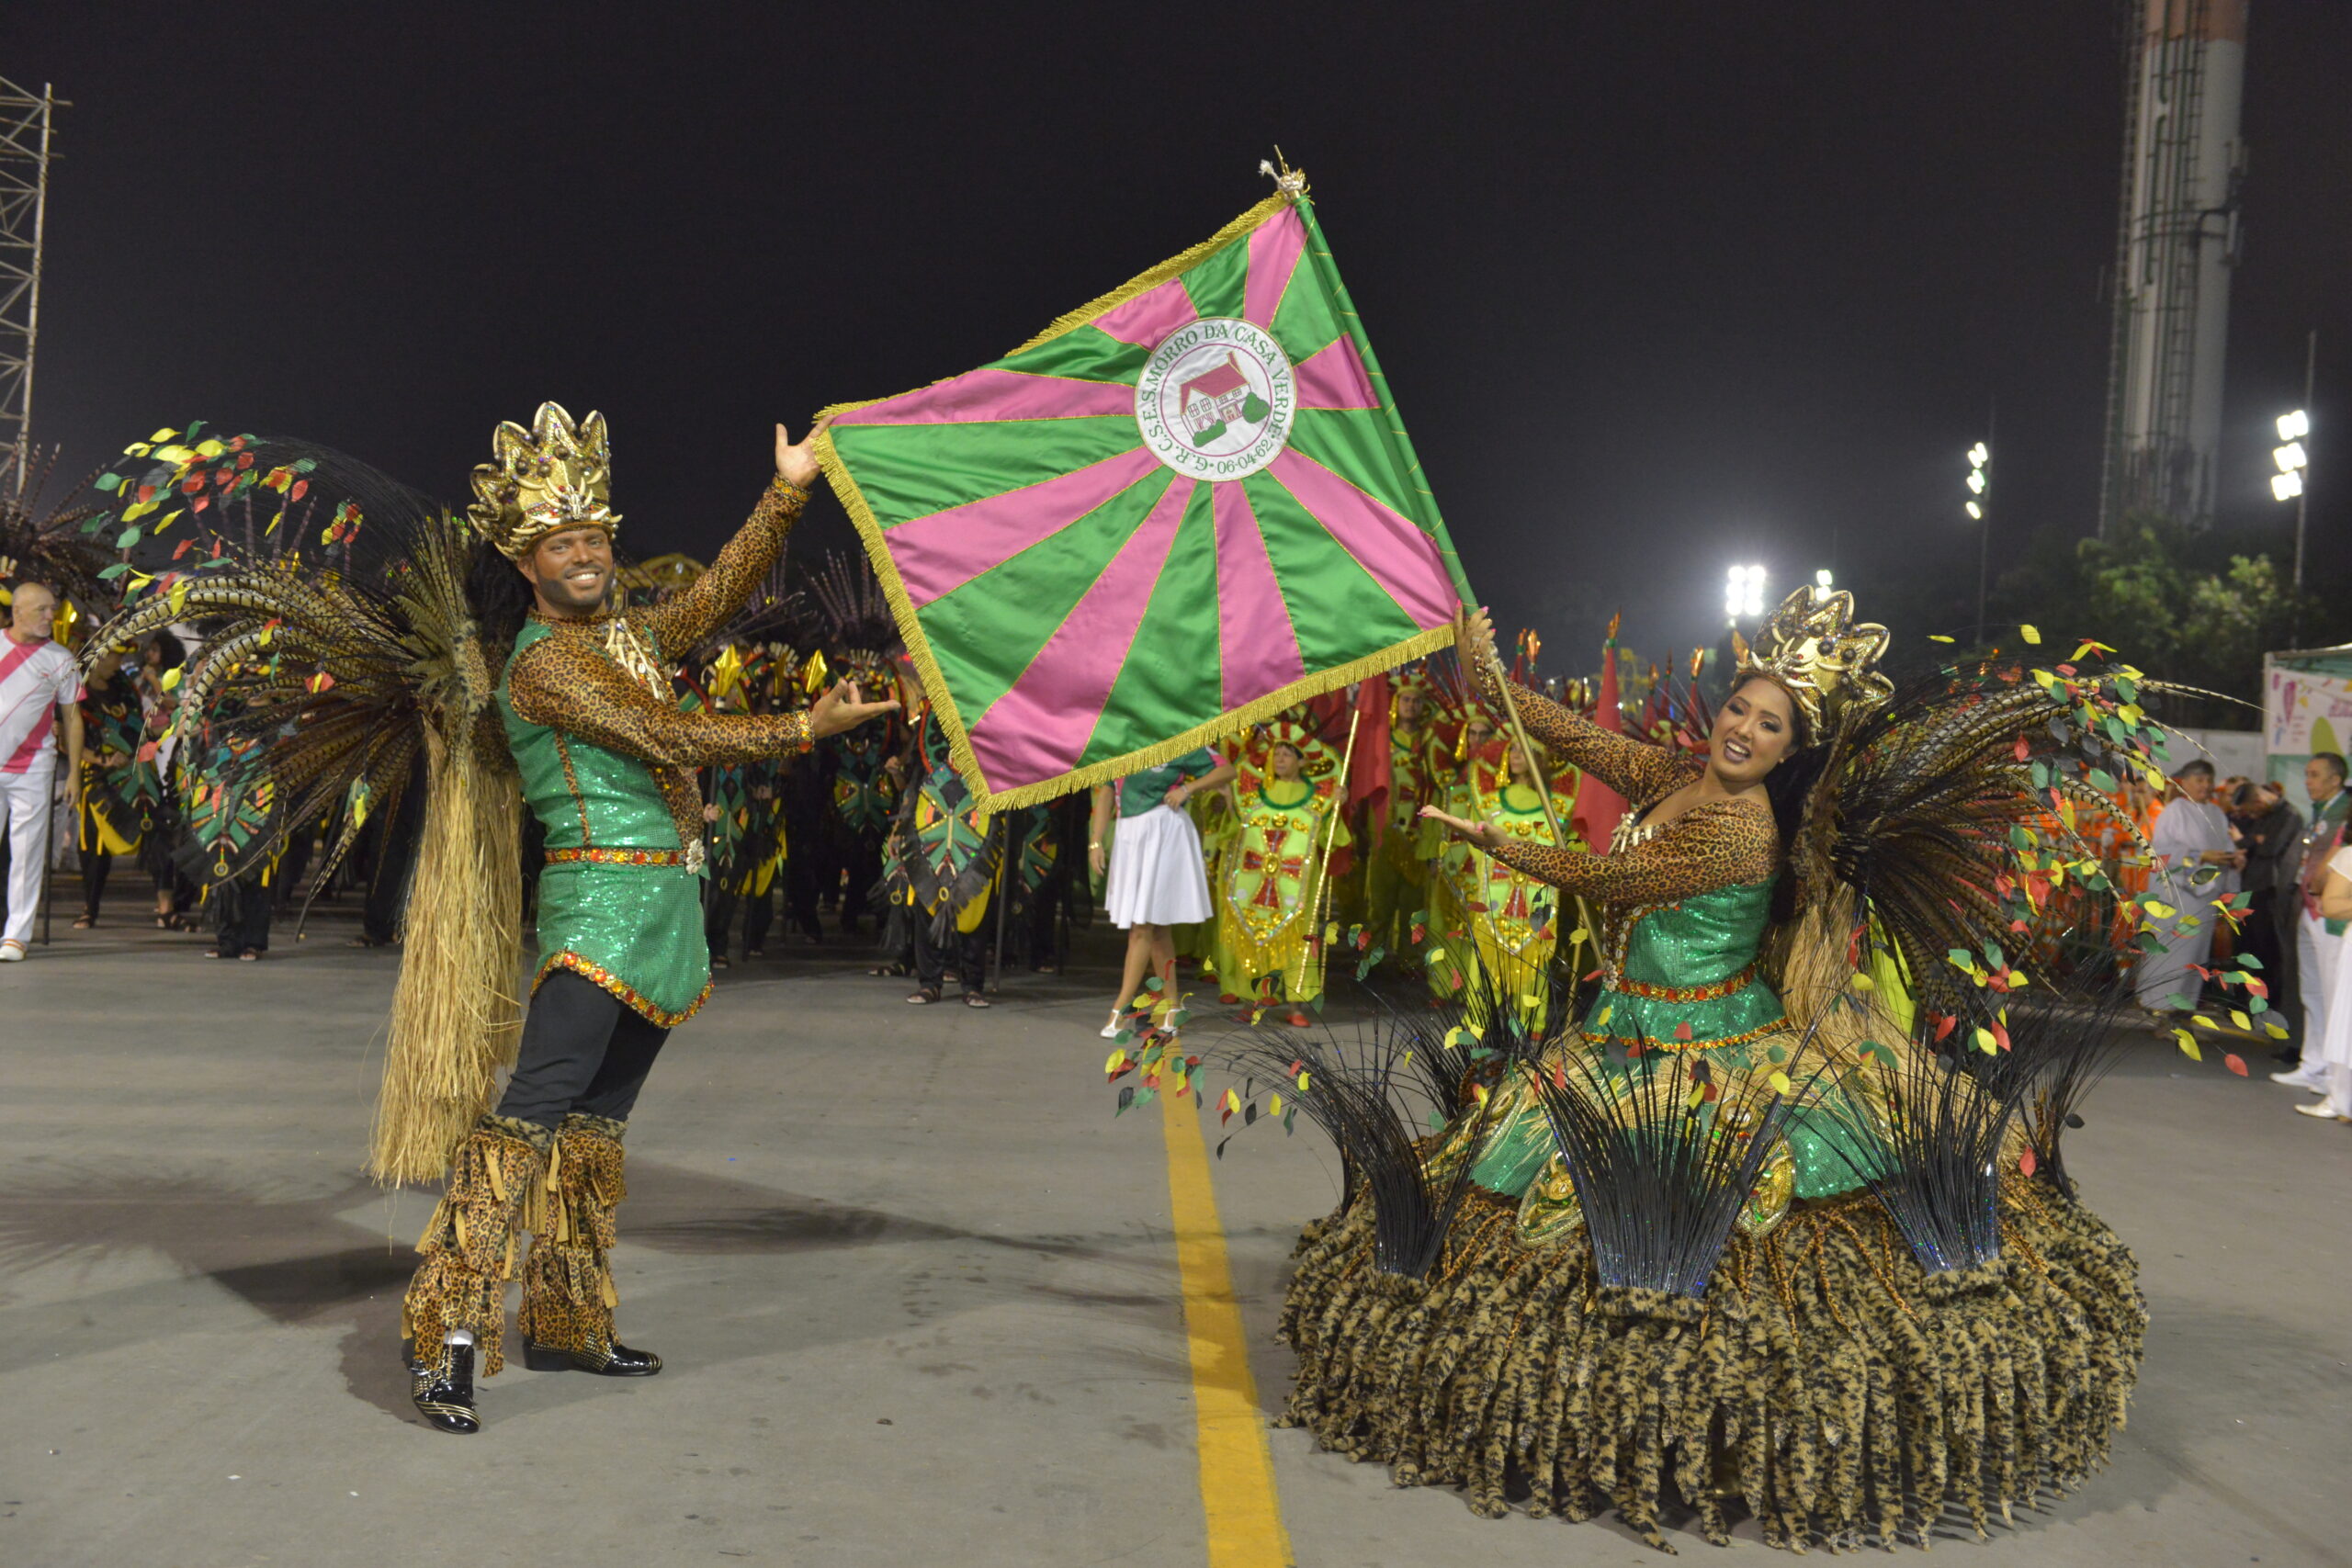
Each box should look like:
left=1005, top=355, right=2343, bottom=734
left=1160, top=1089, right=1295, bottom=1568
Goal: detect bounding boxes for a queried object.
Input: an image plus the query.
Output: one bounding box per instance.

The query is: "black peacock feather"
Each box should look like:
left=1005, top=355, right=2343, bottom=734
left=1792, top=652, right=2193, bottom=1031
left=78, top=430, right=495, bottom=903
left=0, top=446, right=109, bottom=609
left=1524, top=1043, right=1798, bottom=1301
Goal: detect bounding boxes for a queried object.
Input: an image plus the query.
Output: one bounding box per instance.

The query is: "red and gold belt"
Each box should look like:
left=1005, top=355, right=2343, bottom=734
left=546, top=845, right=689, bottom=867
left=1606, top=957, right=1761, bottom=1003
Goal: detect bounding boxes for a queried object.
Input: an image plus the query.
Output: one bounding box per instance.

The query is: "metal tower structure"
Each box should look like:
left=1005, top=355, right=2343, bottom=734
left=0, top=75, right=62, bottom=494
left=2097, top=0, right=2247, bottom=536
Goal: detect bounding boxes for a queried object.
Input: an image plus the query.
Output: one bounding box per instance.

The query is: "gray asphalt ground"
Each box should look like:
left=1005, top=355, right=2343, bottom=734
left=2, top=885, right=2349, bottom=1568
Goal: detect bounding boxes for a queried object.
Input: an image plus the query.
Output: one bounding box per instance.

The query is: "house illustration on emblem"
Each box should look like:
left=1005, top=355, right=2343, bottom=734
left=1178, top=354, right=1254, bottom=440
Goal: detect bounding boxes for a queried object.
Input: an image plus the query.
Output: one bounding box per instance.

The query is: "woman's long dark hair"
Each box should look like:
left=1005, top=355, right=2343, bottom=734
left=1763, top=744, right=1827, bottom=924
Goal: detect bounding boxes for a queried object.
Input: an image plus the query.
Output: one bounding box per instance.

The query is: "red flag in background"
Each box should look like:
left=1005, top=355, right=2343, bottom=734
left=1571, top=639, right=1627, bottom=849
left=1637, top=660, right=1667, bottom=739
left=1303, top=682, right=1389, bottom=877
left=1350, top=672, right=1396, bottom=857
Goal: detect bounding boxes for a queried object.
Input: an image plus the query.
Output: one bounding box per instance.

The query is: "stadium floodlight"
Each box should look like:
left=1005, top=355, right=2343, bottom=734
left=1725, top=562, right=1768, bottom=624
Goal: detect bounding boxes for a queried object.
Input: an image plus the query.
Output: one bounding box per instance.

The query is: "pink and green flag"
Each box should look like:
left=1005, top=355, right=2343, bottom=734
left=813, top=182, right=1471, bottom=810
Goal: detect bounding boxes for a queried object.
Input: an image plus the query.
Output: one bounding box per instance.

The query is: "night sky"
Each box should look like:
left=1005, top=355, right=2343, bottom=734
left=6, top=1, right=2347, bottom=674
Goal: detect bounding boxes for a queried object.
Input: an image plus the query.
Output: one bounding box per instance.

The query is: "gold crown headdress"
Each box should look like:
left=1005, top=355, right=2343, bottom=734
left=1732, top=585, right=1892, bottom=741
left=467, top=402, right=620, bottom=560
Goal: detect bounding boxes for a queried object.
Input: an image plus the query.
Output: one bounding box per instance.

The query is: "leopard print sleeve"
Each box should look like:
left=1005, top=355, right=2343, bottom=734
left=1474, top=663, right=1688, bottom=806
left=508, top=636, right=813, bottom=769
left=637, top=475, right=808, bottom=654
left=1480, top=796, right=1778, bottom=906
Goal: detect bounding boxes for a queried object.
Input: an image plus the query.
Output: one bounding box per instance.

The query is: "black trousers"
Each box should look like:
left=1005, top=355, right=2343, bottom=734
left=831, top=834, right=883, bottom=933
left=2243, top=887, right=2288, bottom=988
left=210, top=874, right=272, bottom=956
left=741, top=883, right=775, bottom=953
left=494, top=969, right=671, bottom=1129
left=780, top=809, right=824, bottom=939
left=705, top=880, right=776, bottom=957
left=913, top=917, right=985, bottom=992
left=80, top=842, right=110, bottom=919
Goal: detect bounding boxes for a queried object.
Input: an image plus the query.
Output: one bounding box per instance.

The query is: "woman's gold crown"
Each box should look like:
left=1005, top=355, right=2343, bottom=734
left=467, top=401, right=621, bottom=560
left=1732, top=585, right=1892, bottom=740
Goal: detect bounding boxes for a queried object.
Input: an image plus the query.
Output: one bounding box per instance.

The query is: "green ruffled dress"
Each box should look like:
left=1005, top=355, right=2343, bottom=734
left=1464, top=857, right=1883, bottom=1201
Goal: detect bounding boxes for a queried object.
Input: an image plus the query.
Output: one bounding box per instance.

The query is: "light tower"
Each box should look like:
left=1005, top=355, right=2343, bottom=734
left=2097, top=0, right=2248, bottom=536
left=2273, top=328, right=2315, bottom=601
left=0, top=76, right=62, bottom=492
left=1967, top=441, right=1990, bottom=644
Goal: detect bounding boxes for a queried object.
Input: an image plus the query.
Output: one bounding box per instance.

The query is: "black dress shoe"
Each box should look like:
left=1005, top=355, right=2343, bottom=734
left=411, top=1342, right=481, bottom=1433
left=523, top=1337, right=662, bottom=1376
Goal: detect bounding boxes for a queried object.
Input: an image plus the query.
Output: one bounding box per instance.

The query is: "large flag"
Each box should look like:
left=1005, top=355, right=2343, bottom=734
left=812, top=180, right=1473, bottom=810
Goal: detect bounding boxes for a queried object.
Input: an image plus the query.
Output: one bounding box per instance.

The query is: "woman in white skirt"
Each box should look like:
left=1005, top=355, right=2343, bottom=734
left=2293, top=843, right=2352, bottom=1123
left=1090, top=746, right=1236, bottom=1038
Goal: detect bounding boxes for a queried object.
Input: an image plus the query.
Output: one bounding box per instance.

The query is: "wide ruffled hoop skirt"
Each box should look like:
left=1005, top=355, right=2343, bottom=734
left=1275, top=1178, right=2144, bottom=1551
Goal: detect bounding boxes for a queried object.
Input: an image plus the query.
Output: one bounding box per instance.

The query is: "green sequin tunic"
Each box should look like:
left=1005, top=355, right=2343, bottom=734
left=1455, top=677, right=1878, bottom=1202
left=495, top=476, right=816, bottom=1026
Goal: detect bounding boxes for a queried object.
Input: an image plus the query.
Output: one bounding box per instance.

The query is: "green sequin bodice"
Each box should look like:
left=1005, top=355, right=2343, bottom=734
left=501, top=620, right=681, bottom=852
left=1582, top=878, right=1786, bottom=1051
left=498, top=618, right=711, bottom=1025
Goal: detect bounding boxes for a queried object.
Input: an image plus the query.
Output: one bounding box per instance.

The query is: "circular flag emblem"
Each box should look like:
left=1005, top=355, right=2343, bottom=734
left=1135, top=318, right=1295, bottom=481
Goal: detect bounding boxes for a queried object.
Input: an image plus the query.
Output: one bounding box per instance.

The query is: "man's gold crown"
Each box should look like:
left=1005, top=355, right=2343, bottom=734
left=467, top=402, right=620, bottom=560
left=1732, top=585, right=1893, bottom=740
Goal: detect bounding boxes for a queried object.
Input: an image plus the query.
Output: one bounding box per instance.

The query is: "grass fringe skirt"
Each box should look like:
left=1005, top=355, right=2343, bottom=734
left=1275, top=1178, right=2144, bottom=1551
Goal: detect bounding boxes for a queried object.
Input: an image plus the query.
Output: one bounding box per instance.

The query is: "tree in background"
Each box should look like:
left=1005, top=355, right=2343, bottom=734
left=1985, top=513, right=2332, bottom=729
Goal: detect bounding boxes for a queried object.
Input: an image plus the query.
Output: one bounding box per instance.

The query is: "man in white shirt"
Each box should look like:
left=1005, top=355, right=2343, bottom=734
left=2274, top=753, right=2351, bottom=1090
left=0, top=581, right=86, bottom=959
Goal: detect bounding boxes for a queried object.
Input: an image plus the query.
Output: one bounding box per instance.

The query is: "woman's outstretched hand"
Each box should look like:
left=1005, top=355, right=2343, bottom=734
left=1453, top=602, right=1500, bottom=676
left=808, top=679, right=899, bottom=740
left=1419, top=803, right=1506, bottom=850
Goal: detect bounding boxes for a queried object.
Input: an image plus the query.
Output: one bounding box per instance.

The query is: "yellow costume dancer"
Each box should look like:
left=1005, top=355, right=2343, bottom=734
left=1435, top=736, right=1580, bottom=1029
left=1210, top=719, right=1351, bottom=1022
left=1363, top=671, right=1452, bottom=967
left=1423, top=706, right=1498, bottom=1001
left=1171, top=776, right=1237, bottom=971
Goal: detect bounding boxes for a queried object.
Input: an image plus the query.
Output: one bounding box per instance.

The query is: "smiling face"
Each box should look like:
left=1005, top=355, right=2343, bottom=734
left=1271, top=742, right=1304, bottom=782
left=1709, top=677, right=1799, bottom=787
left=517, top=525, right=615, bottom=615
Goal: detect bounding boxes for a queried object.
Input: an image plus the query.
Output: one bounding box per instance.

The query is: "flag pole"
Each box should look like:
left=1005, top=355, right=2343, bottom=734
left=1289, top=708, right=1362, bottom=1000
left=989, top=819, right=1012, bottom=992
left=1474, top=609, right=1601, bottom=979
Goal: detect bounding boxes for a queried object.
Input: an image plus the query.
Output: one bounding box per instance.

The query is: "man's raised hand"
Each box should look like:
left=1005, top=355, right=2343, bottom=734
left=775, top=420, right=827, bottom=491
